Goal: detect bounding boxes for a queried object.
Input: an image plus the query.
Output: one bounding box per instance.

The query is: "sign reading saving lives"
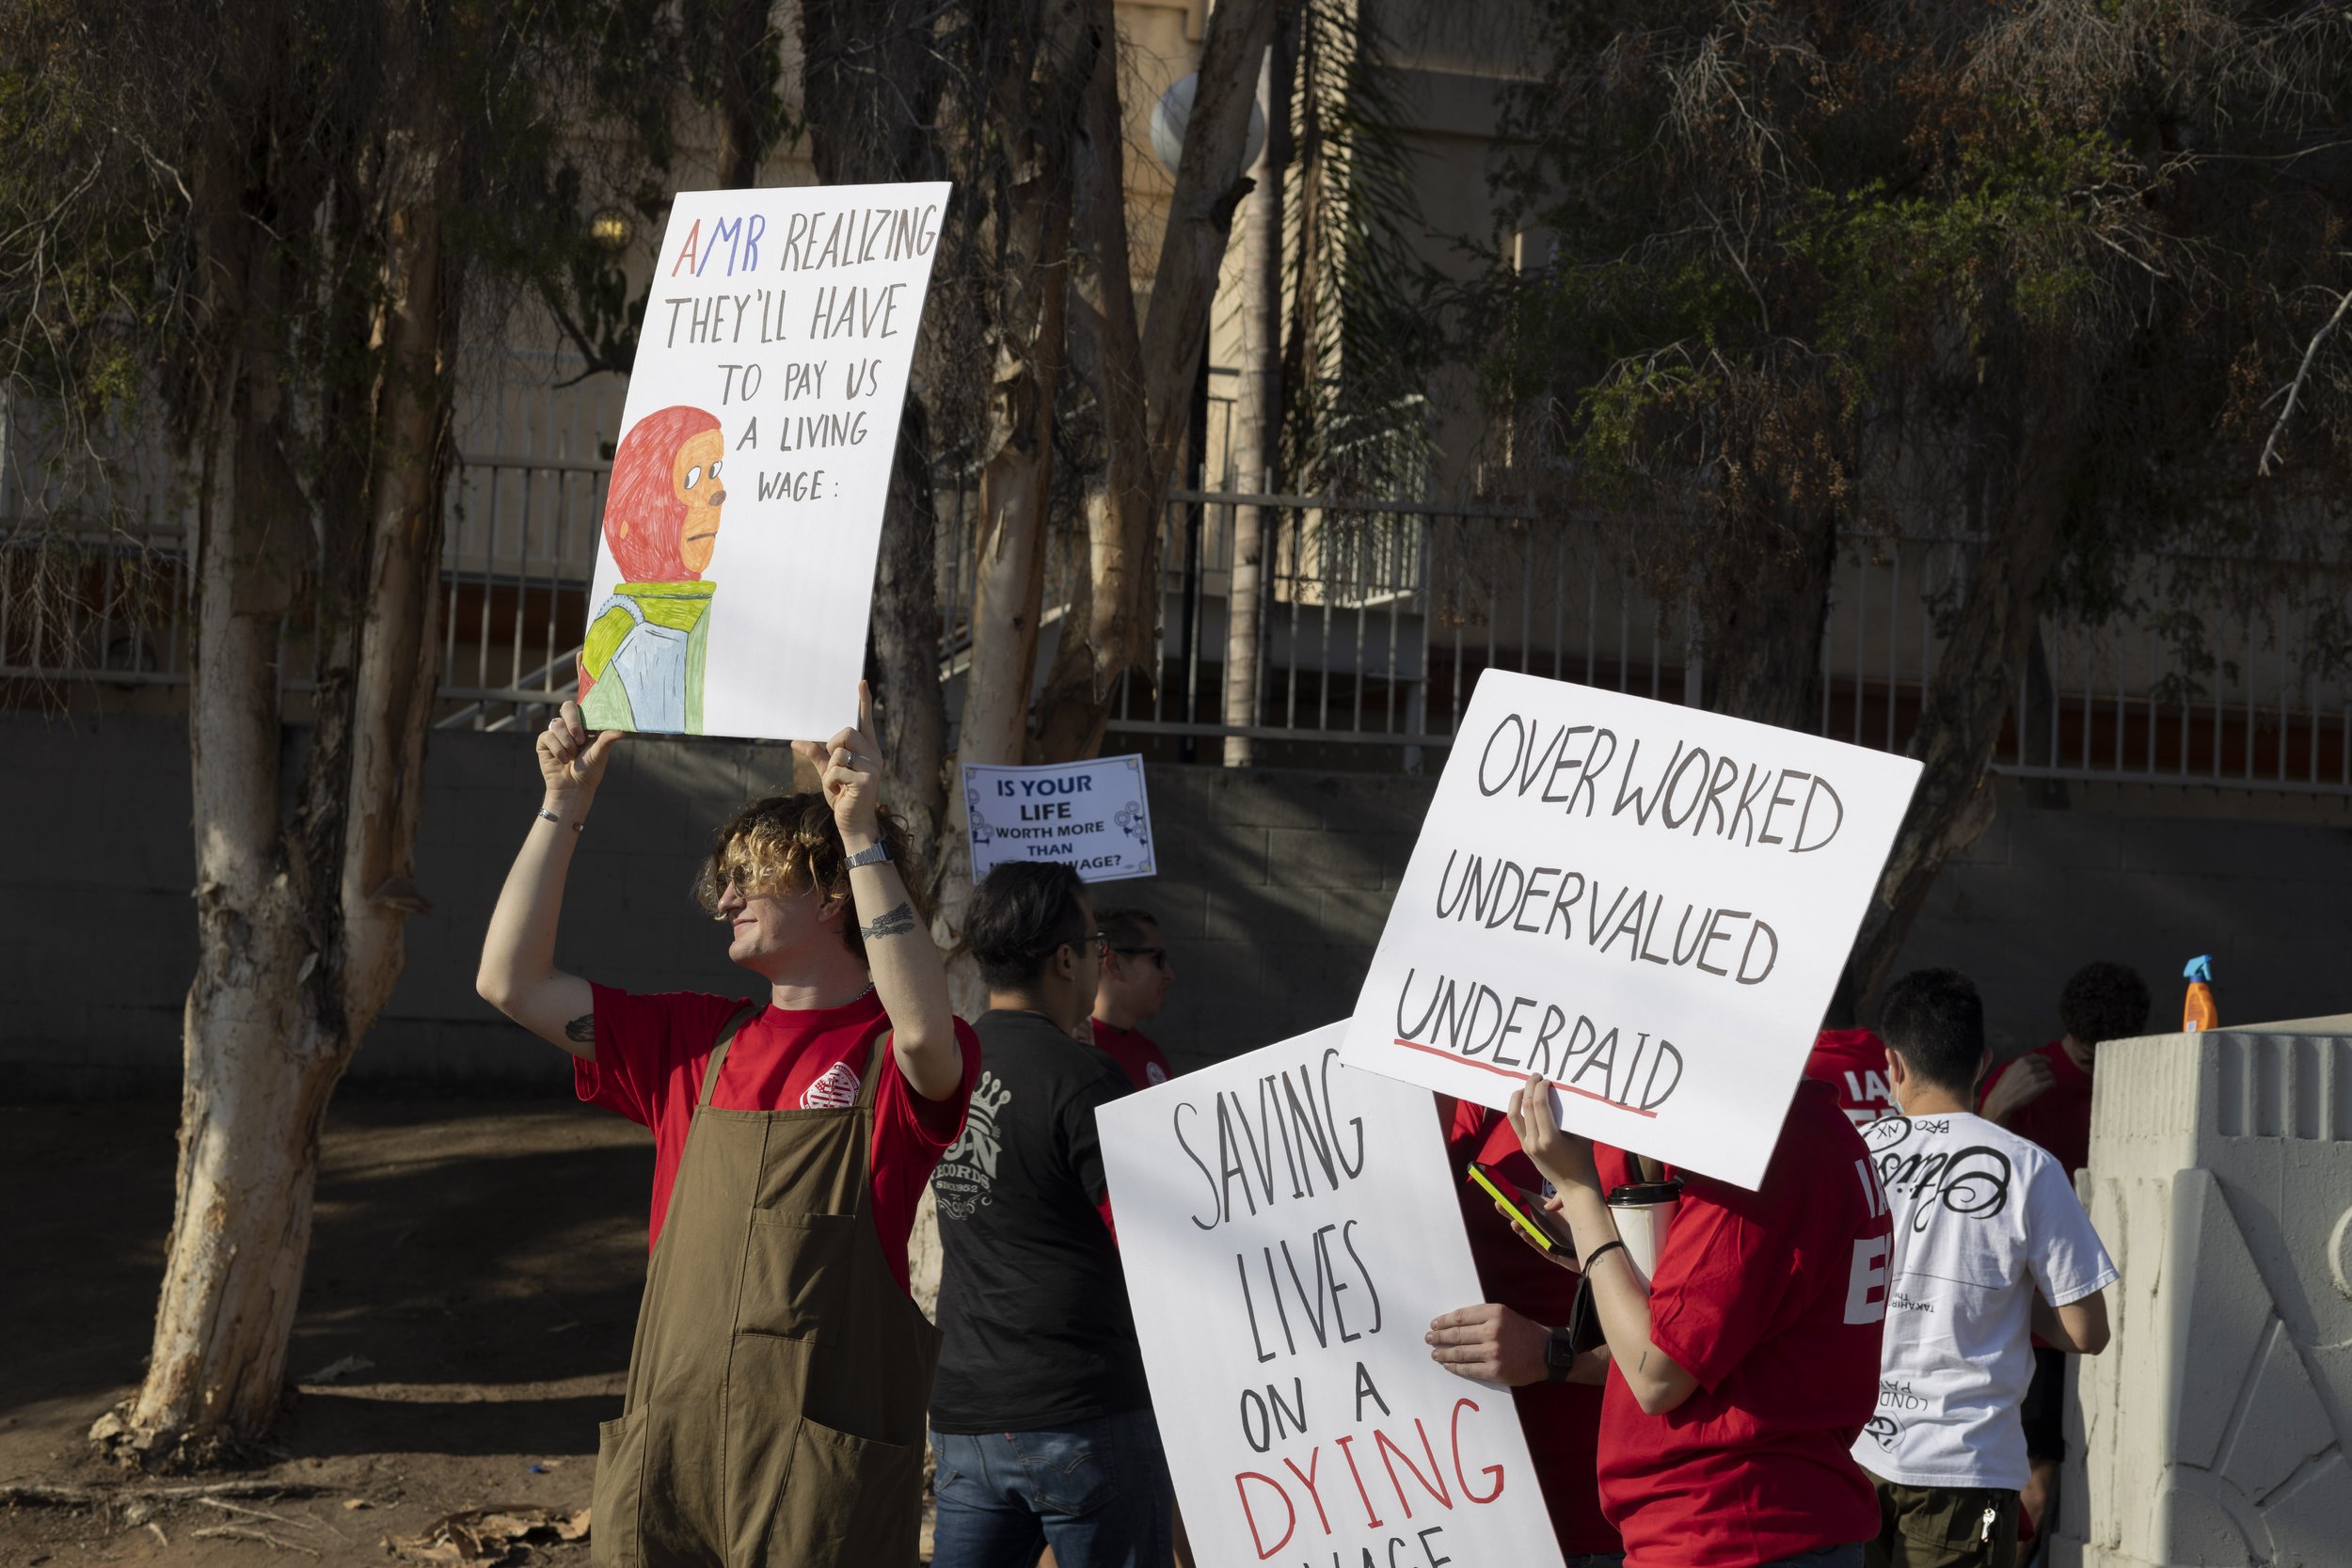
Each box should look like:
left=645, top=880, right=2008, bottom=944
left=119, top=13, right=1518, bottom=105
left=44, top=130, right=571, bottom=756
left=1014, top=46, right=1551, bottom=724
left=962, top=756, right=1155, bottom=883
left=1097, top=1025, right=1565, bottom=1568
left=1341, top=670, right=1922, bottom=1190
left=577, top=182, right=949, bottom=743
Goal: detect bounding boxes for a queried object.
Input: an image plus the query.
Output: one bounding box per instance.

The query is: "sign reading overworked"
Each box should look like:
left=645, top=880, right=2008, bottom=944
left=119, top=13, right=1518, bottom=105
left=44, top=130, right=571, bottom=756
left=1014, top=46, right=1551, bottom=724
left=1097, top=1025, right=1565, bottom=1568
left=578, top=182, right=950, bottom=742
left=962, top=755, right=1155, bottom=883
left=1341, top=669, right=1922, bottom=1189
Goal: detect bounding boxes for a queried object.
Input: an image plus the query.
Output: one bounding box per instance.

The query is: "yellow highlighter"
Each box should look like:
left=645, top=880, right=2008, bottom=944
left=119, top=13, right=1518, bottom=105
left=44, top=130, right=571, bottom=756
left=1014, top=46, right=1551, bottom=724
left=1466, top=1161, right=1558, bottom=1254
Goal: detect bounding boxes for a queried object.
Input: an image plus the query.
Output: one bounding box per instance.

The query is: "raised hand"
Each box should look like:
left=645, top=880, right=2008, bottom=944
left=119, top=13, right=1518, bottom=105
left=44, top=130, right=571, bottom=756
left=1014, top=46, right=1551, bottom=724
left=537, top=699, right=623, bottom=812
left=793, top=680, right=884, bottom=839
left=1507, top=1072, right=1602, bottom=1197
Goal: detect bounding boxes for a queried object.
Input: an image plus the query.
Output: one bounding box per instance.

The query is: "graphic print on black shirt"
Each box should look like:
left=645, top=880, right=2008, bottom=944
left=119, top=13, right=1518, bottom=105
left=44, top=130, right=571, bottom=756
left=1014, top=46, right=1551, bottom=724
left=934, top=1069, right=1012, bottom=1220
left=930, top=1009, right=1154, bottom=1433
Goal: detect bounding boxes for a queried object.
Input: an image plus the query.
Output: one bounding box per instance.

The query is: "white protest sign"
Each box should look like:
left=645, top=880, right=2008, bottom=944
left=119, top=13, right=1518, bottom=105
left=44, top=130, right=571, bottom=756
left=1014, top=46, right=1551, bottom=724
left=962, top=755, right=1156, bottom=882
left=1098, top=1024, right=1565, bottom=1568
left=1341, top=669, right=1922, bottom=1190
left=576, top=182, right=951, bottom=742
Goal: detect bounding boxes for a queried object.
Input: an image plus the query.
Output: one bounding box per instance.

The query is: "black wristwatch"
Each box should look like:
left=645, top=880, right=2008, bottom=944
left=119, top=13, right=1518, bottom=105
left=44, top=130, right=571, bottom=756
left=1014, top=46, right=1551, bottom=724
left=1543, top=1323, right=1577, bottom=1384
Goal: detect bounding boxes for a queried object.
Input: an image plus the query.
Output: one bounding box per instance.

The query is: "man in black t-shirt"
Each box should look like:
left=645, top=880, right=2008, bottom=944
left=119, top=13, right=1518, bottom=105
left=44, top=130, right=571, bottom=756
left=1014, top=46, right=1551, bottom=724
left=930, top=861, right=1170, bottom=1568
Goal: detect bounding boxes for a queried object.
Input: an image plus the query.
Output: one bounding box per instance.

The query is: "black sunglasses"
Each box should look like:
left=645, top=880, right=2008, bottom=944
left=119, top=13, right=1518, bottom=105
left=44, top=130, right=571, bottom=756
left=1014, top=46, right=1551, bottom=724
left=1107, top=944, right=1169, bottom=968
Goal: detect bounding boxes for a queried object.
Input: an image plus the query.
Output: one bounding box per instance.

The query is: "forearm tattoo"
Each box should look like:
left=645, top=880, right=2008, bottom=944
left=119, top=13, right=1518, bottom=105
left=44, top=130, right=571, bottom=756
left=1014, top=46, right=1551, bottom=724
left=858, top=901, right=918, bottom=942
left=564, top=1014, right=595, bottom=1043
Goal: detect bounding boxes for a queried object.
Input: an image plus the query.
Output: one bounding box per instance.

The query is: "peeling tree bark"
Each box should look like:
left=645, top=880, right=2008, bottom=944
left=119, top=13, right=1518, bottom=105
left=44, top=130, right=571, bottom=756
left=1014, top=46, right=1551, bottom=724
left=101, top=120, right=453, bottom=1468
left=1031, top=4, right=1156, bottom=767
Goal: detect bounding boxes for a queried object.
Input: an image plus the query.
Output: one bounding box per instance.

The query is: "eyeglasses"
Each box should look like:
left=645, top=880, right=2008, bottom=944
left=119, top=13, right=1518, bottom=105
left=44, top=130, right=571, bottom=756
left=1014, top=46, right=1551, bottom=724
left=1108, top=944, right=1169, bottom=970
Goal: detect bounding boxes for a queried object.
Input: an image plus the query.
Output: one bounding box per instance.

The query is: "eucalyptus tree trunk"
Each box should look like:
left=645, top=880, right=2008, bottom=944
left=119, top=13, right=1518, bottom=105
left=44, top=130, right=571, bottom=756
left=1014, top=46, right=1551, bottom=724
left=1028, top=0, right=1279, bottom=762
left=96, top=154, right=453, bottom=1468
left=801, top=0, right=952, bottom=890
left=710, top=0, right=778, bottom=190
left=1220, top=48, right=1283, bottom=766
left=1700, top=503, right=1840, bottom=731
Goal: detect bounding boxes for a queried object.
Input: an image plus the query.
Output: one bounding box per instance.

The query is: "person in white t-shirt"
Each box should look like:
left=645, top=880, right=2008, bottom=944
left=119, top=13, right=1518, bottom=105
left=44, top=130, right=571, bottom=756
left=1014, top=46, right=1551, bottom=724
left=1856, top=969, right=2117, bottom=1568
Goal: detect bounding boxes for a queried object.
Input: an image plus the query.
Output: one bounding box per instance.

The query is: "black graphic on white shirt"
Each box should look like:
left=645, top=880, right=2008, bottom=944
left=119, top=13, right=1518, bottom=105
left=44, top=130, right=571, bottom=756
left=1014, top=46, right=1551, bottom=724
left=1867, top=1116, right=2015, bottom=1232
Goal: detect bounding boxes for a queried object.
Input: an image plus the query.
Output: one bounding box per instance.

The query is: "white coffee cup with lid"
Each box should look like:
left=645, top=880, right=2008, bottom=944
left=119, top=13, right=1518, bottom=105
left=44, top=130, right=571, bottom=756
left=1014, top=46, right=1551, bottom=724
left=1606, top=1180, right=1683, bottom=1291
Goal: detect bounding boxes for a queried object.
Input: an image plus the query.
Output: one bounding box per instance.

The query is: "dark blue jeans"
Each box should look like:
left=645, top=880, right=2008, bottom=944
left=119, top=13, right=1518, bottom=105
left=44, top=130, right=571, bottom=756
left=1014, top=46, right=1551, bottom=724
left=930, top=1409, right=1173, bottom=1568
left=1760, top=1545, right=1865, bottom=1568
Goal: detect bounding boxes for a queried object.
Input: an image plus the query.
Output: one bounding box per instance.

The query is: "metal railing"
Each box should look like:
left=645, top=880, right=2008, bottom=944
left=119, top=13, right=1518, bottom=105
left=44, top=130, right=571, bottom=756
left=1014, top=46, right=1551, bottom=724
left=9, top=483, right=2349, bottom=796
left=8, top=337, right=2349, bottom=791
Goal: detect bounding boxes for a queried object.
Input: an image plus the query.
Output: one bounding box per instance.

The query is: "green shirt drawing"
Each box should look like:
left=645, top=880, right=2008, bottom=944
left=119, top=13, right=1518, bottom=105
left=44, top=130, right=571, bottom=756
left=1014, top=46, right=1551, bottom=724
left=579, top=579, right=716, bottom=734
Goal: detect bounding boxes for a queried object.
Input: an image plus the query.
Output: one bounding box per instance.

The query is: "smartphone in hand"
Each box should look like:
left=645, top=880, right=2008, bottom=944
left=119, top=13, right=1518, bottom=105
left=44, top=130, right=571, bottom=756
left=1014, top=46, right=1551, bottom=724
left=1465, top=1161, right=1559, bottom=1255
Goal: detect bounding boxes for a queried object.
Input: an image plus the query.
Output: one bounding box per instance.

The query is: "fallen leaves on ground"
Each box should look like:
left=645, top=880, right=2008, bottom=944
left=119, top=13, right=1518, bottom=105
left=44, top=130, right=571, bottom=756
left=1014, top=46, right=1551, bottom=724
left=389, top=1504, right=590, bottom=1564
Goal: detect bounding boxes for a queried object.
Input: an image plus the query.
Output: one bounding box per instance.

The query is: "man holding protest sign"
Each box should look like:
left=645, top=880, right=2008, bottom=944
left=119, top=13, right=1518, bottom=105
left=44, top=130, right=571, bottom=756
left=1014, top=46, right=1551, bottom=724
left=475, top=685, right=977, bottom=1567
left=929, top=863, right=1174, bottom=1568
left=1089, top=905, right=1177, bottom=1089
left=1502, top=1075, right=1891, bottom=1568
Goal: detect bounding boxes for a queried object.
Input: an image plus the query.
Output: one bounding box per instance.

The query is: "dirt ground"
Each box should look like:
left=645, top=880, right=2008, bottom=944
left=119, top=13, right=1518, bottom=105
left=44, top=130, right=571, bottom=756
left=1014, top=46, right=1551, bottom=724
left=0, top=1097, right=660, bottom=1567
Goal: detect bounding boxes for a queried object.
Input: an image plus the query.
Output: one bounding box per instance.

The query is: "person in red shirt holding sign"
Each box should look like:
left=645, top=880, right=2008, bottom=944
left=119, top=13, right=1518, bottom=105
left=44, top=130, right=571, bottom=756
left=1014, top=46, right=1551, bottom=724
left=475, top=686, right=978, bottom=1567
left=1089, top=906, right=1177, bottom=1089
left=1504, top=1072, right=1893, bottom=1568
left=1425, top=1101, right=1624, bottom=1565
left=1976, top=960, right=2147, bottom=1547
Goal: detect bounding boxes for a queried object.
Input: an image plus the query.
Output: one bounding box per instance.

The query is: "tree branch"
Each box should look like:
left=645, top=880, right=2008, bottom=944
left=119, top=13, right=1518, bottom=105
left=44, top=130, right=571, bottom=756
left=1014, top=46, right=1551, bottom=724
left=2259, top=283, right=2352, bottom=476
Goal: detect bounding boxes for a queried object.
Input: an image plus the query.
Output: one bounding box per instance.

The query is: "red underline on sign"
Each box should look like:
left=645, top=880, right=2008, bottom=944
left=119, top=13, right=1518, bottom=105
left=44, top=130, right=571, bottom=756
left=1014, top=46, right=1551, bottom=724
left=1389, top=1037, right=1661, bottom=1119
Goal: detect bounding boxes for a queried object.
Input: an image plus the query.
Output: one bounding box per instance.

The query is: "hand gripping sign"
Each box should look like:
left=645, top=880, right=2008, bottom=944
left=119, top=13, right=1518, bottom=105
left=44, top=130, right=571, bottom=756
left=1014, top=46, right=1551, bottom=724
left=1340, top=670, right=1922, bottom=1189
left=1097, top=1024, right=1565, bottom=1568
left=578, top=182, right=950, bottom=743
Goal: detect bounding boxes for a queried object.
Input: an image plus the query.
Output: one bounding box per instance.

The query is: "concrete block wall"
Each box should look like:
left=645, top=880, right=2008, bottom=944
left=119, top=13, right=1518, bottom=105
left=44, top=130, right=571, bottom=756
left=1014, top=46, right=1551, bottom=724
left=2057, top=1019, right=2352, bottom=1568
left=4, top=714, right=2350, bottom=1092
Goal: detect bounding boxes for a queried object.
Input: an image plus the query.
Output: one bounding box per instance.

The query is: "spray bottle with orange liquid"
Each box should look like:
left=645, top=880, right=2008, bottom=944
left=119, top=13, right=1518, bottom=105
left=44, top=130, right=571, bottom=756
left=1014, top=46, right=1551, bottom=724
left=2183, top=955, right=2218, bottom=1033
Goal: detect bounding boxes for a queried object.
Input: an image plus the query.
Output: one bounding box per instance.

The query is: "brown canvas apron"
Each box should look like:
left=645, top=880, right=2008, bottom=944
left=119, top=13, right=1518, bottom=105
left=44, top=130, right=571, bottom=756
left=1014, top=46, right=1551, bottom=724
left=593, top=1006, right=939, bottom=1567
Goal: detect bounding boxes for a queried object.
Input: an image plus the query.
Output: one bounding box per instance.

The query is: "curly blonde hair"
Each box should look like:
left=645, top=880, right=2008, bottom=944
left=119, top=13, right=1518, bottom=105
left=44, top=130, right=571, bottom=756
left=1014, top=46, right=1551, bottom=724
left=693, top=793, right=921, bottom=964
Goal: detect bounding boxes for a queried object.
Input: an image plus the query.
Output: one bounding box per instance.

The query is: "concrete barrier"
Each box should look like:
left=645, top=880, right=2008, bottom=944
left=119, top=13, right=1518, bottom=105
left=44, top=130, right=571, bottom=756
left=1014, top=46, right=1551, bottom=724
left=2058, top=1016, right=2352, bottom=1568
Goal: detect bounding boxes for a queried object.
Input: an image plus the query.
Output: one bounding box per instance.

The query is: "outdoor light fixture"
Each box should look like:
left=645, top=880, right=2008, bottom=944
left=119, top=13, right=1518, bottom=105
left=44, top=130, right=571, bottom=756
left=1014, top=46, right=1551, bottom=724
left=589, top=207, right=635, bottom=253
left=1150, top=72, right=1267, bottom=175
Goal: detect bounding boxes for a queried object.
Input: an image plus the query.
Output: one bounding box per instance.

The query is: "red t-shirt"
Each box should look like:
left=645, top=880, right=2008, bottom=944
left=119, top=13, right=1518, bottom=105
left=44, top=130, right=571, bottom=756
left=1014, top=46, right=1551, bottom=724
left=578, top=984, right=979, bottom=1294
left=1806, top=1028, right=1896, bottom=1128
left=1089, top=1019, right=1173, bottom=1090
left=1979, top=1038, right=2094, bottom=1175
left=1596, top=1079, right=1890, bottom=1568
left=1443, top=1099, right=1620, bottom=1558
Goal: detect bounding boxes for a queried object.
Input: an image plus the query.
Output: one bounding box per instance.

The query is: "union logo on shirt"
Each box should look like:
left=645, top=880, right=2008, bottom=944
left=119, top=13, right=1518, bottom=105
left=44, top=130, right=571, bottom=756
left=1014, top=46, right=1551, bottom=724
left=801, top=1061, right=861, bottom=1110
left=1145, top=1063, right=1168, bottom=1085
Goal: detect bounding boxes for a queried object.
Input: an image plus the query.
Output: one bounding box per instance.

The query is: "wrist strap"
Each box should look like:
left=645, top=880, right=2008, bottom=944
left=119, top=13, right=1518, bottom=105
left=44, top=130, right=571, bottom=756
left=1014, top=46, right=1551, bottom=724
left=1580, top=1239, right=1628, bottom=1273
left=1544, top=1324, right=1575, bottom=1384
left=844, top=841, right=889, bottom=868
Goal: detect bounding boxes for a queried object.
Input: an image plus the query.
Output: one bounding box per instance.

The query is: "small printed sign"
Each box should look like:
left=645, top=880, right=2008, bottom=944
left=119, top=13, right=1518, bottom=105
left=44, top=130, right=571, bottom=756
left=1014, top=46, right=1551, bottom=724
left=962, top=754, right=1156, bottom=883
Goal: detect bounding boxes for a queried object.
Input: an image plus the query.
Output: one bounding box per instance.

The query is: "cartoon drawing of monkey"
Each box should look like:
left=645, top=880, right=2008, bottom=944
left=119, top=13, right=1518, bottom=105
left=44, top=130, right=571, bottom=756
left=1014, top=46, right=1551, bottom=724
left=579, top=405, right=727, bottom=733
